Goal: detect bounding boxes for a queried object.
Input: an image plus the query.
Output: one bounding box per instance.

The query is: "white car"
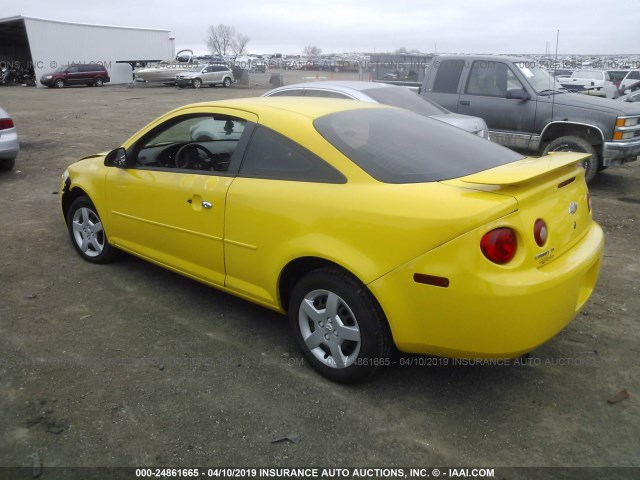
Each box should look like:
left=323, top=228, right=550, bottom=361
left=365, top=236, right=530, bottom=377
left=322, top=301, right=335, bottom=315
left=619, top=70, right=640, bottom=94
left=175, top=64, right=234, bottom=89
left=0, top=106, right=19, bottom=171
left=559, top=70, right=613, bottom=93
left=263, top=81, right=490, bottom=139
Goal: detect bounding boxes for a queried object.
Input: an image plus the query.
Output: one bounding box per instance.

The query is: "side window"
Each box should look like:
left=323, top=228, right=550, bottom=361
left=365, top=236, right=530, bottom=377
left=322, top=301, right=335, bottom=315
left=432, top=60, right=465, bottom=94
left=267, top=89, right=305, bottom=97
left=466, top=61, right=521, bottom=97
left=629, top=71, right=640, bottom=80
left=67, top=66, right=79, bottom=73
left=304, top=90, right=352, bottom=99
left=134, top=115, right=249, bottom=173
left=239, top=126, right=345, bottom=183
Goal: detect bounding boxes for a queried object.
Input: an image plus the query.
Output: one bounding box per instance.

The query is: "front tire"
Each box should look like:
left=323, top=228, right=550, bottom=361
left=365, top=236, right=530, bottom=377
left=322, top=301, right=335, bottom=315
left=193, top=78, right=202, bottom=89
left=55, top=79, right=65, bottom=89
left=67, top=196, right=118, bottom=264
left=288, top=268, right=392, bottom=383
left=542, top=136, right=599, bottom=184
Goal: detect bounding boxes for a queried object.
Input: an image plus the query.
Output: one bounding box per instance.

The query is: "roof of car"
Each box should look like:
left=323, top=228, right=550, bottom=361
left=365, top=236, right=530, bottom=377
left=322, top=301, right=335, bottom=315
left=171, top=96, right=392, bottom=120
left=265, top=80, right=397, bottom=94
left=433, top=54, right=535, bottom=62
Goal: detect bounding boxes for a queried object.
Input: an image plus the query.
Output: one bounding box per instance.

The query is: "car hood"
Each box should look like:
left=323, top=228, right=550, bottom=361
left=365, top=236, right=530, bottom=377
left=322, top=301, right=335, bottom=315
left=546, top=92, right=640, bottom=115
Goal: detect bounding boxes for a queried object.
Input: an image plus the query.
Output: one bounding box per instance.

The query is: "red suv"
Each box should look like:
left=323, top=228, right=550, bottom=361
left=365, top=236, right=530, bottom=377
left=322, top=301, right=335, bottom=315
left=40, top=64, right=110, bottom=88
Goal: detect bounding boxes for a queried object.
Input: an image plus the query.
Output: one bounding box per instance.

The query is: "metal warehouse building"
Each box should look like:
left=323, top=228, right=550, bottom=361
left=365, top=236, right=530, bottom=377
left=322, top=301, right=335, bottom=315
left=0, top=15, right=175, bottom=87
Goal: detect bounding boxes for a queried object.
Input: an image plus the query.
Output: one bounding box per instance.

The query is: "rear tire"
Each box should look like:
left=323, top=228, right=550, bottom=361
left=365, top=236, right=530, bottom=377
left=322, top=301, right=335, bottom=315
left=0, top=158, right=15, bottom=171
left=223, top=77, right=231, bottom=88
left=542, top=136, right=599, bottom=184
left=288, top=268, right=392, bottom=383
left=94, top=77, right=104, bottom=87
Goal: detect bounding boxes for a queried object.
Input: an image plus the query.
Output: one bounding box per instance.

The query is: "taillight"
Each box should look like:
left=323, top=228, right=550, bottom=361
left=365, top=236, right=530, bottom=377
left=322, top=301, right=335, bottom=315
left=533, top=219, right=548, bottom=247
left=587, top=191, right=592, bottom=213
left=481, top=227, right=517, bottom=264
left=0, top=118, right=14, bottom=130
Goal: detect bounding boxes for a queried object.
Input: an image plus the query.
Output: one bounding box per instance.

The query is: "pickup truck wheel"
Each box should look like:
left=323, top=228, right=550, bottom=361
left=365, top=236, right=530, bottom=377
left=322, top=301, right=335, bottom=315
left=542, top=136, right=599, bottom=184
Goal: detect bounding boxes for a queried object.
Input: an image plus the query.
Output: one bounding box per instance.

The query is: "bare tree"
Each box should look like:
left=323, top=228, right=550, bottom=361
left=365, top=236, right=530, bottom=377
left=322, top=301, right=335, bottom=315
left=303, top=45, right=322, bottom=56
left=206, top=24, right=236, bottom=56
left=233, top=33, right=250, bottom=56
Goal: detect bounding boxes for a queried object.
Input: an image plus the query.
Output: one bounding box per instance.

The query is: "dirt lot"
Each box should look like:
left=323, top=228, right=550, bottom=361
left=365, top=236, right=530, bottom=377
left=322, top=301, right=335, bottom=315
left=0, top=75, right=639, bottom=476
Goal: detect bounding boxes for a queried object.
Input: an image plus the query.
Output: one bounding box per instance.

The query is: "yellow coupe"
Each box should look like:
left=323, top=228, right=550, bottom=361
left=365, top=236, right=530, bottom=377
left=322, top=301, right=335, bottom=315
left=61, top=97, right=604, bottom=383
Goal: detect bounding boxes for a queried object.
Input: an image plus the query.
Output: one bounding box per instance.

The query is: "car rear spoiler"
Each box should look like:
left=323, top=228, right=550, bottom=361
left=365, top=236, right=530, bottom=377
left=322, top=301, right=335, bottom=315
left=460, top=152, right=590, bottom=186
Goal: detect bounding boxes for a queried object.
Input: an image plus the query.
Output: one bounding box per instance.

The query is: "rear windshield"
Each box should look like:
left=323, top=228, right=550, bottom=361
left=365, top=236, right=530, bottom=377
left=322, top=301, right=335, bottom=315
left=314, top=109, right=524, bottom=183
left=363, top=86, right=448, bottom=116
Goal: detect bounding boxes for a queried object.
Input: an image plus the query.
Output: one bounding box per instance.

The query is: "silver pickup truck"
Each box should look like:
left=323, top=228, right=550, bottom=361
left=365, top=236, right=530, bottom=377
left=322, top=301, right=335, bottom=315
left=420, top=55, right=640, bottom=182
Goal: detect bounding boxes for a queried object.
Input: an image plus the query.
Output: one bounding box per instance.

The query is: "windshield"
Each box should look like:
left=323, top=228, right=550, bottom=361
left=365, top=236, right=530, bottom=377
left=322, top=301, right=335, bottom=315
left=515, top=63, right=565, bottom=94
left=363, top=87, right=448, bottom=116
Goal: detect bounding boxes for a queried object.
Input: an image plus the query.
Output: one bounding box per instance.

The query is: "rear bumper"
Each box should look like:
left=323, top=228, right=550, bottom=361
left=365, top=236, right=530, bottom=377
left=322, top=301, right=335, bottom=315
left=369, top=221, right=604, bottom=358
left=602, top=138, right=640, bottom=166
left=0, top=129, right=20, bottom=160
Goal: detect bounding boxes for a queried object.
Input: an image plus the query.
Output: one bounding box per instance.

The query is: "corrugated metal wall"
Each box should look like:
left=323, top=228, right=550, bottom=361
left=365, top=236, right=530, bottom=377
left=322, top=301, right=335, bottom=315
left=24, top=18, right=173, bottom=87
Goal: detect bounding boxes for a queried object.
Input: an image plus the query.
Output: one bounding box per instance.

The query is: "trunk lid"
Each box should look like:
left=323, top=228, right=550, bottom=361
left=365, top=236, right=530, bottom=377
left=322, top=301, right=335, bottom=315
left=442, top=152, right=594, bottom=268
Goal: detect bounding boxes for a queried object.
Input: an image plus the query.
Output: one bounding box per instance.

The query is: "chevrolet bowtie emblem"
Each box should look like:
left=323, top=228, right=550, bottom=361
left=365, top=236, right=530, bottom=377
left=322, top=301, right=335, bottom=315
left=568, top=202, right=578, bottom=215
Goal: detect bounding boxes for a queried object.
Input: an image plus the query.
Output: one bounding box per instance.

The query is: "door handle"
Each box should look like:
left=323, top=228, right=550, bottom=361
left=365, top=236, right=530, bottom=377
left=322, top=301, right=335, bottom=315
left=187, top=198, right=212, bottom=209
left=459, top=100, right=470, bottom=106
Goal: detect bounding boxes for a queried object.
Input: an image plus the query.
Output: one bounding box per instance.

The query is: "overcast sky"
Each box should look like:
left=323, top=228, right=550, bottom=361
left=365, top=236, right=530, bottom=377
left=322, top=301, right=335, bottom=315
left=4, top=0, right=640, bottom=56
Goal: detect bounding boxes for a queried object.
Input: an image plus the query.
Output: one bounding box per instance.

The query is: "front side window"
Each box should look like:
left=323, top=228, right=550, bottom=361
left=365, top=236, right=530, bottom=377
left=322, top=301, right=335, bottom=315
left=314, top=108, right=523, bottom=183
left=133, top=115, right=250, bottom=173
left=465, top=61, right=523, bottom=97
left=239, top=126, right=345, bottom=183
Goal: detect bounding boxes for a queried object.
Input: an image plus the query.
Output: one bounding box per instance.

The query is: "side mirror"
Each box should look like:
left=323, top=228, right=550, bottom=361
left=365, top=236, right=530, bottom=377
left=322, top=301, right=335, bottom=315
left=506, top=88, right=530, bottom=101
left=104, top=148, right=128, bottom=168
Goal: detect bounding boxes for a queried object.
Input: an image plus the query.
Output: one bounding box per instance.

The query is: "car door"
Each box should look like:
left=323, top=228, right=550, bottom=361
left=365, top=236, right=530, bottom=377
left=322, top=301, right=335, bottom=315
left=224, top=125, right=346, bottom=306
left=200, top=66, right=215, bottom=85
left=65, top=65, right=82, bottom=85
left=456, top=60, right=537, bottom=150
left=105, top=110, right=257, bottom=286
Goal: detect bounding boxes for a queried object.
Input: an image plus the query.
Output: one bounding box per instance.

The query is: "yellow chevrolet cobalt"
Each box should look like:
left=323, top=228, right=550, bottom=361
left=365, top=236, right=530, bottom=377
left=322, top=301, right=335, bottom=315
left=60, top=98, right=604, bottom=383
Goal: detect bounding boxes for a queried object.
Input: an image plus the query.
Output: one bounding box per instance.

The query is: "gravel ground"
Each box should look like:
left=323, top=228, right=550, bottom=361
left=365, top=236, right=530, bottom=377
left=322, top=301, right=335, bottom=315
left=0, top=74, right=638, bottom=478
